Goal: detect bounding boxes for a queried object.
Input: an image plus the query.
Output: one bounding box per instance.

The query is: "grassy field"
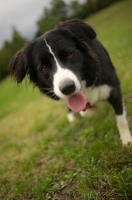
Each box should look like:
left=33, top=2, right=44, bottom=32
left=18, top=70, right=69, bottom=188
left=0, top=0, right=132, bottom=199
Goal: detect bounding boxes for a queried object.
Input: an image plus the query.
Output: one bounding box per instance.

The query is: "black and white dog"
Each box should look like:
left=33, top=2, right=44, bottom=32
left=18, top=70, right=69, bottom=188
left=10, top=19, right=132, bottom=145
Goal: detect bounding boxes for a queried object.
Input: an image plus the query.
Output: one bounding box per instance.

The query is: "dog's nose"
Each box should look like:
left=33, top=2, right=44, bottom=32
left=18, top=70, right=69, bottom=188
left=59, top=80, right=76, bottom=95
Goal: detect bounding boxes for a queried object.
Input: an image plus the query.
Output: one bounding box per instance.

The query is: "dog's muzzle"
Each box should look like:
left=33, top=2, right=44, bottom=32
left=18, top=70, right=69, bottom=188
left=59, top=79, right=76, bottom=95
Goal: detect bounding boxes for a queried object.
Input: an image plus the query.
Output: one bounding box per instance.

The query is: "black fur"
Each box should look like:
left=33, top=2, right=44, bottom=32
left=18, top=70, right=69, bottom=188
left=10, top=19, right=122, bottom=115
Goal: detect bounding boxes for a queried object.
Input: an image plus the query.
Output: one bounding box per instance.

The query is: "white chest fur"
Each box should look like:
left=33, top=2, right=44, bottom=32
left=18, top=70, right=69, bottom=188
left=81, top=81, right=112, bottom=105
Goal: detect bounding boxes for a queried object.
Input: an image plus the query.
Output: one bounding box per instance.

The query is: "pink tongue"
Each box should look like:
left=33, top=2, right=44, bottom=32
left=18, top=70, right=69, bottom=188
left=66, top=91, right=86, bottom=112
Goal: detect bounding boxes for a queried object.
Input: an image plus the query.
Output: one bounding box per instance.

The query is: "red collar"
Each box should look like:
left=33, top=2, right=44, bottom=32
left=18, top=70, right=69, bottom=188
left=83, top=102, right=92, bottom=111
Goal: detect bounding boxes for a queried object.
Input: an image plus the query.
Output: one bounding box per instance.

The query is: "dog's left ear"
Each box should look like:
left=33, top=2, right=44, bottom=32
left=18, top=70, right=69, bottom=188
left=57, top=19, right=96, bottom=41
left=10, top=42, right=32, bottom=83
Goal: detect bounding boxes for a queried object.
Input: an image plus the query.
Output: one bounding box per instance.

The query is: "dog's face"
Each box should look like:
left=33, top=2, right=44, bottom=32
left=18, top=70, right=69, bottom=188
left=33, top=32, right=83, bottom=100
left=10, top=20, right=97, bottom=101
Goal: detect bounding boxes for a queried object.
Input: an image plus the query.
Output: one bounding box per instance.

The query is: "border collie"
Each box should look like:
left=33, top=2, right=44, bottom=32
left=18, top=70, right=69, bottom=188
left=10, top=19, right=132, bottom=145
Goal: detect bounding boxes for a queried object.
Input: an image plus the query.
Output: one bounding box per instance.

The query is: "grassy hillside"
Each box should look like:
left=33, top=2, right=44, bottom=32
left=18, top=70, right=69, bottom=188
left=0, top=0, right=132, bottom=199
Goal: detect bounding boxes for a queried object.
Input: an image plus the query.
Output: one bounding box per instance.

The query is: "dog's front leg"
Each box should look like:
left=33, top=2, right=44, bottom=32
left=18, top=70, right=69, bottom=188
left=109, top=89, right=132, bottom=145
left=116, top=110, right=132, bottom=145
left=80, top=107, right=96, bottom=118
left=67, top=109, right=76, bottom=123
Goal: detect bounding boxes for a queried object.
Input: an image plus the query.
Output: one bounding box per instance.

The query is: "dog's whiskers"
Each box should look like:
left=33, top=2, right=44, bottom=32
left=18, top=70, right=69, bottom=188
left=41, top=89, right=59, bottom=100
left=39, top=87, right=52, bottom=90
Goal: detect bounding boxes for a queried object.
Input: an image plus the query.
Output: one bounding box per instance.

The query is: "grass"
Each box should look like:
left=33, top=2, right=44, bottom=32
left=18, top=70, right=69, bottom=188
left=0, top=0, right=132, bottom=199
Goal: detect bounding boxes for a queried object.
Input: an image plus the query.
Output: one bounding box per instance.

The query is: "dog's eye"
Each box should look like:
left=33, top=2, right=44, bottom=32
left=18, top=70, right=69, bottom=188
left=66, top=52, right=73, bottom=59
left=41, top=66, right=48, bottom=72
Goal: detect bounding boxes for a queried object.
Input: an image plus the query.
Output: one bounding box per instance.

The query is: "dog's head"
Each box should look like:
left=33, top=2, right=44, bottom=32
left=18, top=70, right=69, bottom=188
left=10, top=20, right=97, bottom=110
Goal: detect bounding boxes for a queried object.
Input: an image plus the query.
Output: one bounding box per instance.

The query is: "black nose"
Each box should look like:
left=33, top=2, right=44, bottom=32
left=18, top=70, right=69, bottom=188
left=59, top=80, right=76, bottom=95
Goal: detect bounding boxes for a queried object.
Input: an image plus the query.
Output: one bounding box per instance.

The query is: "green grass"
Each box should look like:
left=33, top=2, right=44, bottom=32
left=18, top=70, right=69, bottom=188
left=0, top=0, right=132, bottom=199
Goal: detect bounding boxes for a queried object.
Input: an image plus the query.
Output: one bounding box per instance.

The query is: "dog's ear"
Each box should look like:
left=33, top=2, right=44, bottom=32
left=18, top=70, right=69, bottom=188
left=57, top=19, right=96, bottom=41
left=10, top=43, right=32, bottom=83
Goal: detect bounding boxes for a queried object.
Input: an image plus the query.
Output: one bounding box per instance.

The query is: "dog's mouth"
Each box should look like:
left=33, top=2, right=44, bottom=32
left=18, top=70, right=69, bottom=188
left=66, top=91, right=87, bottom=112
left=55, top=78, right=92, bottom=112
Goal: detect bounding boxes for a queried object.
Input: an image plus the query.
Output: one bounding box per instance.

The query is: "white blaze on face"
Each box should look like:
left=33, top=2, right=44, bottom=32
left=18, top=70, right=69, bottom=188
left=44, top=39, right=81, bottom=98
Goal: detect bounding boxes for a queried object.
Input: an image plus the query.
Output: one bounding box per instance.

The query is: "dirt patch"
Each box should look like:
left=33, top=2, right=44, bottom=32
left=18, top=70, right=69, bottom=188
left=47, top=180, right=83, bottom=200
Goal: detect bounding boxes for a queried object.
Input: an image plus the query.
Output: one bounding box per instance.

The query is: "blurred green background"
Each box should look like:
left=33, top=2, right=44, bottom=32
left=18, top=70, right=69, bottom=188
left=0, top=0, right=132, bottom=199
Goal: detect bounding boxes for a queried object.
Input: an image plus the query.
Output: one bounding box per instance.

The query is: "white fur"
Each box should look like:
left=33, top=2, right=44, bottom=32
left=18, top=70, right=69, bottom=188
left=81, top=81, right=112, bottom=105
left=80, top=107, right=96, bottom=118
left=67, top=112, right=76, bottom=123
left=44, top=39, right=81, bottom=99
left=116, top=110, right=132, bottom=145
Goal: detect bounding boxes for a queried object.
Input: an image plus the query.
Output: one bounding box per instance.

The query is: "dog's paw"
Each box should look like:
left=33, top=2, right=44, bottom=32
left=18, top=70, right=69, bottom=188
left=121, top=135, right=132, bottom=145
left=80, top=108, right=96, bottom=118
left=67, top=112, right=76, bottom=123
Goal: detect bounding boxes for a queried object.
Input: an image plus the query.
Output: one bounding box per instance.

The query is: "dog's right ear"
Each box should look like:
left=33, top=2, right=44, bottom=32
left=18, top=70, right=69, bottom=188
left=10, top=42, right=32, bottom=83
